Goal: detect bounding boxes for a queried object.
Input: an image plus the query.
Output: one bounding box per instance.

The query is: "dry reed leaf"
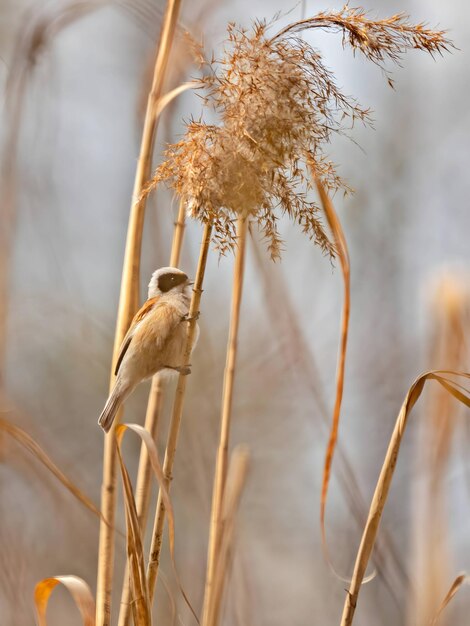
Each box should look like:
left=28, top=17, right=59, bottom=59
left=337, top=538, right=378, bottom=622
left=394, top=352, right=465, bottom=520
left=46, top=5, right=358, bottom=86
left=429, top=573, right=470, bottom=626
left=154, top=82, right=199, bottom=121
left=314, top=176, right=351, bottom=574
left=0, top=417, right=103, bottom=523
left=340, top=371, right=470, bottom=626
left=115, top=424, right=199, bottom=623
left=115, top=435, right=152, bottom=626
left=34, top=575, right=95, bottom=626
left=116, top=424, right=175, bottom=553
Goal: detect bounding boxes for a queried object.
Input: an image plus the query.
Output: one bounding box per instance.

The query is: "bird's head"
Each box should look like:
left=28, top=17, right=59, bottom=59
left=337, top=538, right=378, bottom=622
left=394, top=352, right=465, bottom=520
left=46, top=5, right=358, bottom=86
left=148, top=267, right=193, bottom=298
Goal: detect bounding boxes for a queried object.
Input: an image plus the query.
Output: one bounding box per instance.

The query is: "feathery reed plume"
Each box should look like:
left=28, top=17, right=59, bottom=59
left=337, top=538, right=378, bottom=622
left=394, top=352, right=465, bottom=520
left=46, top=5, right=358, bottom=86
left=96, top=2, right=182, bottom=624
left=340, top=372, right=470, bottom=626
left=410, top=271, right=470, bottom=625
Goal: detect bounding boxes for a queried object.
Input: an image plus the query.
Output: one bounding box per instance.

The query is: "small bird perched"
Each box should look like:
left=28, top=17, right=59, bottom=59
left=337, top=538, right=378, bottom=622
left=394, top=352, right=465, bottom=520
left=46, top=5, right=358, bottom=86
left=98, top=267, right=198, bottom=432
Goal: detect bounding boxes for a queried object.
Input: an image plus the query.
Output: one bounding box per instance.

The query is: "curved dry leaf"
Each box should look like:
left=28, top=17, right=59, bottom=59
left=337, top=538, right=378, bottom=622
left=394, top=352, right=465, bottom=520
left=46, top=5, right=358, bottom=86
left=0, top=417, right=103, bottom=522
left=154, top=81, right=199, bottom=119
left=115, top=423, right=175, bottom=553
left=430, top=573, right=470, bottom=625
left=115, top=423, right=199, bottom=623
left=115, top=438, right=151, bottom=626
left=34, top=575, right=95, bottom=626
left=340, top=370, right=470, bottom=626
left=313, top=175, right=362, bottom=584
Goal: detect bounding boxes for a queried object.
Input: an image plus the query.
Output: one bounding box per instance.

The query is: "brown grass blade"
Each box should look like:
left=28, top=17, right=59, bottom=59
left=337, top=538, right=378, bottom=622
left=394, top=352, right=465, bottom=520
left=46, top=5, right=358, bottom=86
left=96, top=1, right=183, bottom=623
left=0, top=417, right=103, bottom=522
left=203, top=217, right=249, bottom=624
left=204, top=446, right=250, bottom=626
left=34, top=575, right=95, bottom=626
left=115, top=436, right=152, bottom=626
left=429, top=573, right=470, bottom=626
left=340, top=371, right=470, bottom=626
left=118, top=376, right=164, bottom=626
left=146, top=222, right=212, bottom=600
left=314, top=176, right=351, bottom=574
left=116, top=423, right=198, bottom=623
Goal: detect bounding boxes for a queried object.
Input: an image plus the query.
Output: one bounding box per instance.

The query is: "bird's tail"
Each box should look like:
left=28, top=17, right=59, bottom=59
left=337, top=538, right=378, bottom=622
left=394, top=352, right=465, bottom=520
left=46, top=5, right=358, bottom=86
left=98, top=379, right=130, bottom=433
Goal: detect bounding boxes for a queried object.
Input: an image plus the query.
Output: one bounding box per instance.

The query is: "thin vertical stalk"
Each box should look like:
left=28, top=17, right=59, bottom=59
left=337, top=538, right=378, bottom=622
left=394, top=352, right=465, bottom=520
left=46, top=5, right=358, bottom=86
left=202, top=216, right=248, bottom=625
left=147, top=221, right=213, bottom=600
left=96, top=2, right=182, bottom=625
left=118, top=201, right=186, bottom=626
left=205, top=447, right=249, bottom=626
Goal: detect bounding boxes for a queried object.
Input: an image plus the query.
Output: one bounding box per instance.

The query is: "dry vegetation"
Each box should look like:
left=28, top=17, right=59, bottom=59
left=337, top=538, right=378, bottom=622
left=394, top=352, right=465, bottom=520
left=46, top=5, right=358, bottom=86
left=1, top=3, right=469, bottom=626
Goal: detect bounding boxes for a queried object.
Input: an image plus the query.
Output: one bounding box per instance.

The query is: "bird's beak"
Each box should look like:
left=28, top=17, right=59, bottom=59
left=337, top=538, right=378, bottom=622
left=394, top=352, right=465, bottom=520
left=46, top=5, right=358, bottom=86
left=186, top=279, right=195, bottom=286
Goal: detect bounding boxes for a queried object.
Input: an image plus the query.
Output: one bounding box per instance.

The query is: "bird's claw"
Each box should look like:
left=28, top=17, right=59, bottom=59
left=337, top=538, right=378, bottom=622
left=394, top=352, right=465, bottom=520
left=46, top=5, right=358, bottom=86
left=181, top=312, right=200, bottom=323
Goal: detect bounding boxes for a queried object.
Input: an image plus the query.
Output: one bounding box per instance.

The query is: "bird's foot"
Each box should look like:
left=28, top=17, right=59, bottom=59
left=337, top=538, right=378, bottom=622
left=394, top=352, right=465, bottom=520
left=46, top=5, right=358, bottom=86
left=181, top=312, right=200, bottom=323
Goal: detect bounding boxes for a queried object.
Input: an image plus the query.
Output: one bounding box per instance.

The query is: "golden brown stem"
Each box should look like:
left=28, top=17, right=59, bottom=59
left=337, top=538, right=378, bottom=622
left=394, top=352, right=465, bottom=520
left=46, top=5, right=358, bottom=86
left=202, top=216, right=248, bottom=625
left=146, top=221, right=213, bottom=600
left=118, top=200, right=186, bottom=626
left=205, top=447, right=249, bottom=626
left=95, top=2, right=182, bottom=624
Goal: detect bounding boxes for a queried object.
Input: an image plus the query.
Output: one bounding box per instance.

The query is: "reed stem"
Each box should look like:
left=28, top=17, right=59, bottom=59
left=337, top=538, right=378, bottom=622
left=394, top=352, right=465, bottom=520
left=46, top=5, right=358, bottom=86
left=202, top=216, right=248, bottom=625
left=95, top=2, right=182, bottom=624
left=118, top=200, right=186, bottom=626
left=146, top=221, right=213, bottom=601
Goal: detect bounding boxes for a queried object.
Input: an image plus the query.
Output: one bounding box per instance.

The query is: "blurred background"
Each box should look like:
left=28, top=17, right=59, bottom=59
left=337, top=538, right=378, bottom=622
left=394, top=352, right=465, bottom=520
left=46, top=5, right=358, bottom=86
left=1, top=0, right=470, bottom=624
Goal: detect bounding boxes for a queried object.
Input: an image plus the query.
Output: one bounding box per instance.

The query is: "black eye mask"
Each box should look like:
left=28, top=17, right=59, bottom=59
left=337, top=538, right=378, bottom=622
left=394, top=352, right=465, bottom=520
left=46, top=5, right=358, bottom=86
left=157, top=272, right=188, bottom=293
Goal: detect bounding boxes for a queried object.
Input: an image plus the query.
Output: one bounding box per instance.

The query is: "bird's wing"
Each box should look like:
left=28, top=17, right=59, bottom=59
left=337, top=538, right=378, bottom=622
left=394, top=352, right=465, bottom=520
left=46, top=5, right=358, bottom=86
left=114, top=296, right=160, bottom=375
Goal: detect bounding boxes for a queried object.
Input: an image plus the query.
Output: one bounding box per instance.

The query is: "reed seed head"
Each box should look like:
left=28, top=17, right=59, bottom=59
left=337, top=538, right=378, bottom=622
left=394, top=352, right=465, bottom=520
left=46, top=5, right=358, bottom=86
left=146, top=8, right=452, bottom=259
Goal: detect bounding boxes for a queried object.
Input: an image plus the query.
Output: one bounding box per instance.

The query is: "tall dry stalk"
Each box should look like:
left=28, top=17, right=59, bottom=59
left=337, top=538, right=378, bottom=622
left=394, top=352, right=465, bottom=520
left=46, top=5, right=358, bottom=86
left=202, top=216, right=248, bottom=624
left=146, top=221, right=213, bottom=599
left=96, top=2, right=182, bottom=624
left=118, top=200, right=186, bottom=626
left=340, top=371, right=470, bottom=626
left=410, top=272, right=470, bottom=625
left=204, top=446, right=250, bottom=626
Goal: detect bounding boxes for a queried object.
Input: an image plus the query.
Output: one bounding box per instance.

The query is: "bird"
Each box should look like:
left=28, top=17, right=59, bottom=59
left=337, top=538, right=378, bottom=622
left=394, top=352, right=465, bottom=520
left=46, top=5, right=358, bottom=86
left=98, top=267, right=199, bottom=432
